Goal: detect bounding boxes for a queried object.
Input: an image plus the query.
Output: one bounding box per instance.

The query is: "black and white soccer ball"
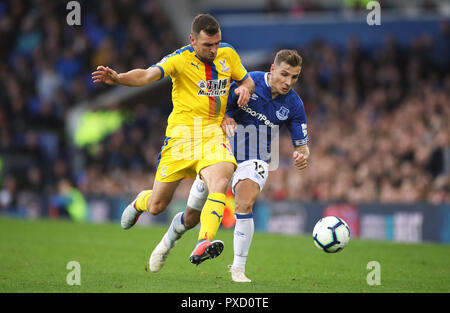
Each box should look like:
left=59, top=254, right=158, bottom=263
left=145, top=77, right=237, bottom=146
left=313, top=216, right=351, bottom=253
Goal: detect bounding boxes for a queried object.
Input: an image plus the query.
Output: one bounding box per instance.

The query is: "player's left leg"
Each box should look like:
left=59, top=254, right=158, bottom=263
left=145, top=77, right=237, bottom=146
left=149, top=177, right=206, bottom=272
left=189, top=161, right=235, bottom=265
left=149, top=208, right=201, bottom=272
left=229, top=178, right=260, bottom=283
left=197, top=161, right=234, bottom=240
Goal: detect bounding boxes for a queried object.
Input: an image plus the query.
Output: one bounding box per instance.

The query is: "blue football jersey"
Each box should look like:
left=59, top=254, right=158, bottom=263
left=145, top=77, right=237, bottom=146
left=227, top=71, right=308, bottom=163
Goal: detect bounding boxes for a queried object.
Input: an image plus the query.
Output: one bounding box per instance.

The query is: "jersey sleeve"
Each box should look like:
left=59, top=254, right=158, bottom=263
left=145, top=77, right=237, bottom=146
left=286, top=98, right=309, bottom=147
left=228, top=47, right=249, bottom=83
left=150, top=51, right=184, bottom=80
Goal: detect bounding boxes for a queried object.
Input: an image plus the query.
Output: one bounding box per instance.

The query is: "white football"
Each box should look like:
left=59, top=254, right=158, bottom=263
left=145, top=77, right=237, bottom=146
left=313, top=216, right=351, bottom=253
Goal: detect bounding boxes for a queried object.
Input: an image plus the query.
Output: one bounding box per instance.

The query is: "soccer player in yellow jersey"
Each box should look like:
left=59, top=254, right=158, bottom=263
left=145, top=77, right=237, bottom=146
left=92, top=14, right=255, bottom=266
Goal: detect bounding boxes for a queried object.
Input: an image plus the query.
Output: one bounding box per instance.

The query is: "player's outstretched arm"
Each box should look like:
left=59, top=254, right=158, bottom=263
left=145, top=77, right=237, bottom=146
left=92, top=66, right=162, bottom=87
left=293, top=145, right=309, bottom=171
left=234, top=76, right=255, bottom=107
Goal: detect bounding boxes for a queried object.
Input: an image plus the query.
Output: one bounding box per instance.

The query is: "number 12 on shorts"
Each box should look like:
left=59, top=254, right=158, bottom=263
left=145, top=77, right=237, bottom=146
left=254, top=161, right=265, bottom=179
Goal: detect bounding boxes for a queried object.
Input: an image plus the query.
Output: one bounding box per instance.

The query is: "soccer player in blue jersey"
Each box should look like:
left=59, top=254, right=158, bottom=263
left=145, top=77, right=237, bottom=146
left=149, top=50, right=309, bottom=282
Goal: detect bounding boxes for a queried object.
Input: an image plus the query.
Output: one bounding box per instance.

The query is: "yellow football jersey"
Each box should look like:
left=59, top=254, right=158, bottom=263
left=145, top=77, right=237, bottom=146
left=151, top=43, right=248, bottom=138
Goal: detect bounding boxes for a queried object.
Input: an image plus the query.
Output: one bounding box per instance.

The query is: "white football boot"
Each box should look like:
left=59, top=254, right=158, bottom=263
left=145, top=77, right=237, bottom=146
left=149, top=238, right=172, bottom=273
left=120, top=191, right=145, bottom=229
left=228, top=265, right=251, bottom=283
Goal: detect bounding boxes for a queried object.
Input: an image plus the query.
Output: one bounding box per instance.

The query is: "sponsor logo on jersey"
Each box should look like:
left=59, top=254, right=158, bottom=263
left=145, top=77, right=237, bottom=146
left=240, top=105, right=276, bottom=128
left=197, top=79, right=228, bottom=96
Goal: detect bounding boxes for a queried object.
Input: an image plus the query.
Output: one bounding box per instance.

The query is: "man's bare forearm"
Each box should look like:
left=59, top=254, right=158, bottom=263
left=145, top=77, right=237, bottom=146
left=237, top=76, right=255, bottom=94
left=117, top=67, right=161, bottom=87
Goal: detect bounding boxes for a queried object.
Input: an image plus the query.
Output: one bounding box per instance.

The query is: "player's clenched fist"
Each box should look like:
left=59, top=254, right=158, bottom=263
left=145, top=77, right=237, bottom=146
left=293, top=151, right=308, bottom=171
left=92, top=66, right=119, bottom=85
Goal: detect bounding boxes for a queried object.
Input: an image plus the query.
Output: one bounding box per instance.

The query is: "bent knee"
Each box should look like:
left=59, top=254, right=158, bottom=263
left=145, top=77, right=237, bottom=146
left=208, top=177, right=231, bottom=193
left=235, top=201, right=254, bottom=214
left=148, top=201, right=168, bottom=215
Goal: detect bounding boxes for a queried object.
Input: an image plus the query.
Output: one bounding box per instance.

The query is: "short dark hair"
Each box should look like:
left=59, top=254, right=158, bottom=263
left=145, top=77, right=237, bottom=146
left=274, top=49, right=302, bottom=67
left=191, top=14, right=220, bottom=37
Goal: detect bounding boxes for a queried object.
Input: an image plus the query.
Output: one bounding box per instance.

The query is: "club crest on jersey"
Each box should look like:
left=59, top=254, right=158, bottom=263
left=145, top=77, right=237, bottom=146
left=276, top=106, right=290, bottom=120
left=219, top=59, right=229, bottom=72
left=197, top=79, right=228, bottom=96
left=160, top=165, right=167, bottom=178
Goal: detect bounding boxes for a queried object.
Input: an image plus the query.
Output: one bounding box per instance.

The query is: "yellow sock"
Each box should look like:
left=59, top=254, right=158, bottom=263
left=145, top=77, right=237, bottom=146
left=198, top=193, right=226, bottom=241
left=134, top=190, right=152, bottom=212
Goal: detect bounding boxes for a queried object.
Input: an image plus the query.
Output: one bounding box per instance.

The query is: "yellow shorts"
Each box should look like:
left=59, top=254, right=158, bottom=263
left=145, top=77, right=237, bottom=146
left=155, top=134, right=237, bottom=183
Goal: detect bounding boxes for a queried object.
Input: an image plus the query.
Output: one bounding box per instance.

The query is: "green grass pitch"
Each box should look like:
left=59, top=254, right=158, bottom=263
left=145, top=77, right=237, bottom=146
left=0, top=216, right=449, bottom=293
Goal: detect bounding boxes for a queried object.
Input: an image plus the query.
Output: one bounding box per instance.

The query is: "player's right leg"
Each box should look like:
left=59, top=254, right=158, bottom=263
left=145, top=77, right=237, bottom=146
left=229, top=178, right=260, bottom=282
left=121, top=179, right=180, bottom=229
left=120, top=190, right=152, bottom=229
left=121, top=136, right=182, bottom=229
left=228, top=159, right=268, bottom=282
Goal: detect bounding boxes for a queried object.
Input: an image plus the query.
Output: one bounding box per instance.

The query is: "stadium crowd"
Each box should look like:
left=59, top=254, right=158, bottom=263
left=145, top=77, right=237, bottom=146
left=266, top=27, right=450, bottom=205
left=0, top=1, right=449, bottom=217
left=0, top=0, right=180, bottom=214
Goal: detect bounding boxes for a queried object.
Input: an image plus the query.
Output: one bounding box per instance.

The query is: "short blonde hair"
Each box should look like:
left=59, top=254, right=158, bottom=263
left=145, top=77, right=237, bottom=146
left=274, top=49, right=302, bottom=67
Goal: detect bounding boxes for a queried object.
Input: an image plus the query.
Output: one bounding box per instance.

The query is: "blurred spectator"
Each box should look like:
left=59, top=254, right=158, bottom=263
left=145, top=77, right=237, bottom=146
left=421, top=0, right=438, bottom=12
left=0, top=175, right=18, bottom=213
left=428, top=132, right=450, bottom=178
left=49, top=179, right=88, bottom=222
left=264, top=0, right=283, bottom=14
left=343, top=0, right=393, bottom=12
left=344, top=0, right=372, bottom=11
left=290, top=0, right=324, bottom=17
